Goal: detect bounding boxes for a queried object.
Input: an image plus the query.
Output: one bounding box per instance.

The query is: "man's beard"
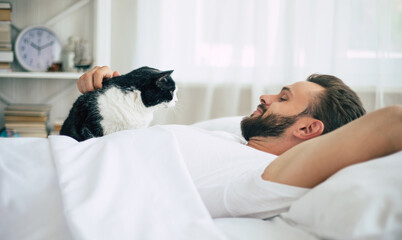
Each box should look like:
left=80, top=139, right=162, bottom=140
left=241, top=105, right=300, bottom=141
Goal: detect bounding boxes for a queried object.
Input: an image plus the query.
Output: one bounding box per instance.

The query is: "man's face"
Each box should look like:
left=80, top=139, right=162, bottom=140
left=241, top=81, right=325, bottom=141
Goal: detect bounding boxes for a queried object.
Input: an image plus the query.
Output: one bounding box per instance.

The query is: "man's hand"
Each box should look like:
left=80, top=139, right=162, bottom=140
left=77, top=66, right=120, bottom=93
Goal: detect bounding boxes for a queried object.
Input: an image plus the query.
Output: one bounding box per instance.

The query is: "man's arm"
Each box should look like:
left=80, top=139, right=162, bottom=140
left=262, top=105, right=402, bottom=188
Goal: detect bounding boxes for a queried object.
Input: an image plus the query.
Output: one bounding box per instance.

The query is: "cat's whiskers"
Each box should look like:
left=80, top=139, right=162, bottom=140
left=169, top=100, right=184, bottom=114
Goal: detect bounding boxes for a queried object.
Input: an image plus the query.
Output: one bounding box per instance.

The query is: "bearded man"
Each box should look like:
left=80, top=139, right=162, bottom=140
left=75, top=66, right=401, bottom=218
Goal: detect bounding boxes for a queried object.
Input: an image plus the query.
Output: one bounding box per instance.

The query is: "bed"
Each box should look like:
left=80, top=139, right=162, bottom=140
left=1, top=116, right=401, bottom=240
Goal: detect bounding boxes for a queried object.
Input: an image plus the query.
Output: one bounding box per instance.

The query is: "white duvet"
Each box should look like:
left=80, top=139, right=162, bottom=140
left=1, top=127, right=226, bottom=240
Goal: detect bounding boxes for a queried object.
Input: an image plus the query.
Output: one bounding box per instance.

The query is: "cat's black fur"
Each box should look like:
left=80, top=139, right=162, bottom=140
left=60, top=66, right=176, bottom=141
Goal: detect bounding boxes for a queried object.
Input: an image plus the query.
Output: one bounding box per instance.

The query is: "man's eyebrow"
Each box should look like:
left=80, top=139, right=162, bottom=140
left=281, top=86, right=293, bottom=96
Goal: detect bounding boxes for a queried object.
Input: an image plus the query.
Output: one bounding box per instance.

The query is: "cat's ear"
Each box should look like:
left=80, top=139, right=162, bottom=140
left=156, top=70, right=174, bottom=89
left=161, top=70, right=174, bottom=77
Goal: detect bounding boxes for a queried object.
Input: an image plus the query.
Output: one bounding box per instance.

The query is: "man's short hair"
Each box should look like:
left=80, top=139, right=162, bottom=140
left=304, top=74, right=366, bottom=134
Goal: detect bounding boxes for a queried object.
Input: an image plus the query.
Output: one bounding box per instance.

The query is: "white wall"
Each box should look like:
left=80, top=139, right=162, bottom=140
left=110, top=0, right=138, bottom=73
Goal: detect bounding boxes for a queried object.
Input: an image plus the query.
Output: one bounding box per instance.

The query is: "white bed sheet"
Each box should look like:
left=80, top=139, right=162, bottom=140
left=214, top=217, right=318, bottom=240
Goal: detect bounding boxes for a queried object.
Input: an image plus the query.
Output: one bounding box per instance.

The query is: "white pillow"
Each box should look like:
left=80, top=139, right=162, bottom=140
left=281, top=151, right=402, bottom=240
left=191, top=116, right=244, bottom=137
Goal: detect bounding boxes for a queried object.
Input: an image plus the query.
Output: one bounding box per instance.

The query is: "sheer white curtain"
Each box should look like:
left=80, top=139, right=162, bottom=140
left=111, top=0, right=402, bottom=124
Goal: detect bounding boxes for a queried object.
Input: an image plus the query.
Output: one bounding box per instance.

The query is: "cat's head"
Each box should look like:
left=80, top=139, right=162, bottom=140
left=112, top=66, right=178, bottom=108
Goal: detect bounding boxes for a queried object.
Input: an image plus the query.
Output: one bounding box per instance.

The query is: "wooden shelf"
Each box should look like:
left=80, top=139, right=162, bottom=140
left=0, top=72, right=82, bottom=80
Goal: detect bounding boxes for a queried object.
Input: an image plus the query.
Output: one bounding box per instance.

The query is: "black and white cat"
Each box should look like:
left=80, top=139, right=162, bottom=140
left=60, top=66, right=177, bottom=141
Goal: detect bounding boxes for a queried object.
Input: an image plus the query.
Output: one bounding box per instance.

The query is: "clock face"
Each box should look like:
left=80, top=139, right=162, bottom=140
left=15, top=26, right=62, bottom=72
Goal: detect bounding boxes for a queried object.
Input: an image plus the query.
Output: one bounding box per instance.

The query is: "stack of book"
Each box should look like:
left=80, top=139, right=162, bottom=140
left=4, top=104, right=51, bottom=138
left=0, top=2, right=12, bottom=72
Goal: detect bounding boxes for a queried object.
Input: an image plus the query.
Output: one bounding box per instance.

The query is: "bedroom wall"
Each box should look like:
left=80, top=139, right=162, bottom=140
left=1, top=0, right=401, bottom=131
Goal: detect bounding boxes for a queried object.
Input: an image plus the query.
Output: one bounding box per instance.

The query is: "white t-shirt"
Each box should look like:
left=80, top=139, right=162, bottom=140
left=161, top=125, right=309, bottom=219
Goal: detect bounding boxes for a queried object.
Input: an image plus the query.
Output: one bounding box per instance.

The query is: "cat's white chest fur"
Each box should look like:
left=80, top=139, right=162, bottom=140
left=97, top=87, right=175, bottom=135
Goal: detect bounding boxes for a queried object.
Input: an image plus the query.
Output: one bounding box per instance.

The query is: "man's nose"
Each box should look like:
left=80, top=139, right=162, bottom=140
left=260, top=95, right=272, bottom=105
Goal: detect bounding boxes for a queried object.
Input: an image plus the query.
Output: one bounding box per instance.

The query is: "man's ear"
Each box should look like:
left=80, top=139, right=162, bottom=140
left=293, top=119, right=324, bottom=140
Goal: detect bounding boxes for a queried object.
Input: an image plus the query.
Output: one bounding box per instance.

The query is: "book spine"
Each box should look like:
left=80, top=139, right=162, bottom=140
left=0, top=10, right=11, bottom=22
left=0, top=51, right=13, bottom=62
left=0, top=5, right=12, bottom=73
left=0, top=2, right=12, bottom=9
left=0, top=21, right=11, bottom=43
left=0, top=2, right=14, bottom=73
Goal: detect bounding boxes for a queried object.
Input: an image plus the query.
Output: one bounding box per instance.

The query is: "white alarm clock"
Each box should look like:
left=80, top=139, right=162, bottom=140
left=15, top=25, right=62, bottom=72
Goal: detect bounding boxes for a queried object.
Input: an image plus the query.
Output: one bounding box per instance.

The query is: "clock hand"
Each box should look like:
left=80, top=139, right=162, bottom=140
left=39, top=41, right=54, bottom=50
left=30, top=42, right=41, bottom=51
